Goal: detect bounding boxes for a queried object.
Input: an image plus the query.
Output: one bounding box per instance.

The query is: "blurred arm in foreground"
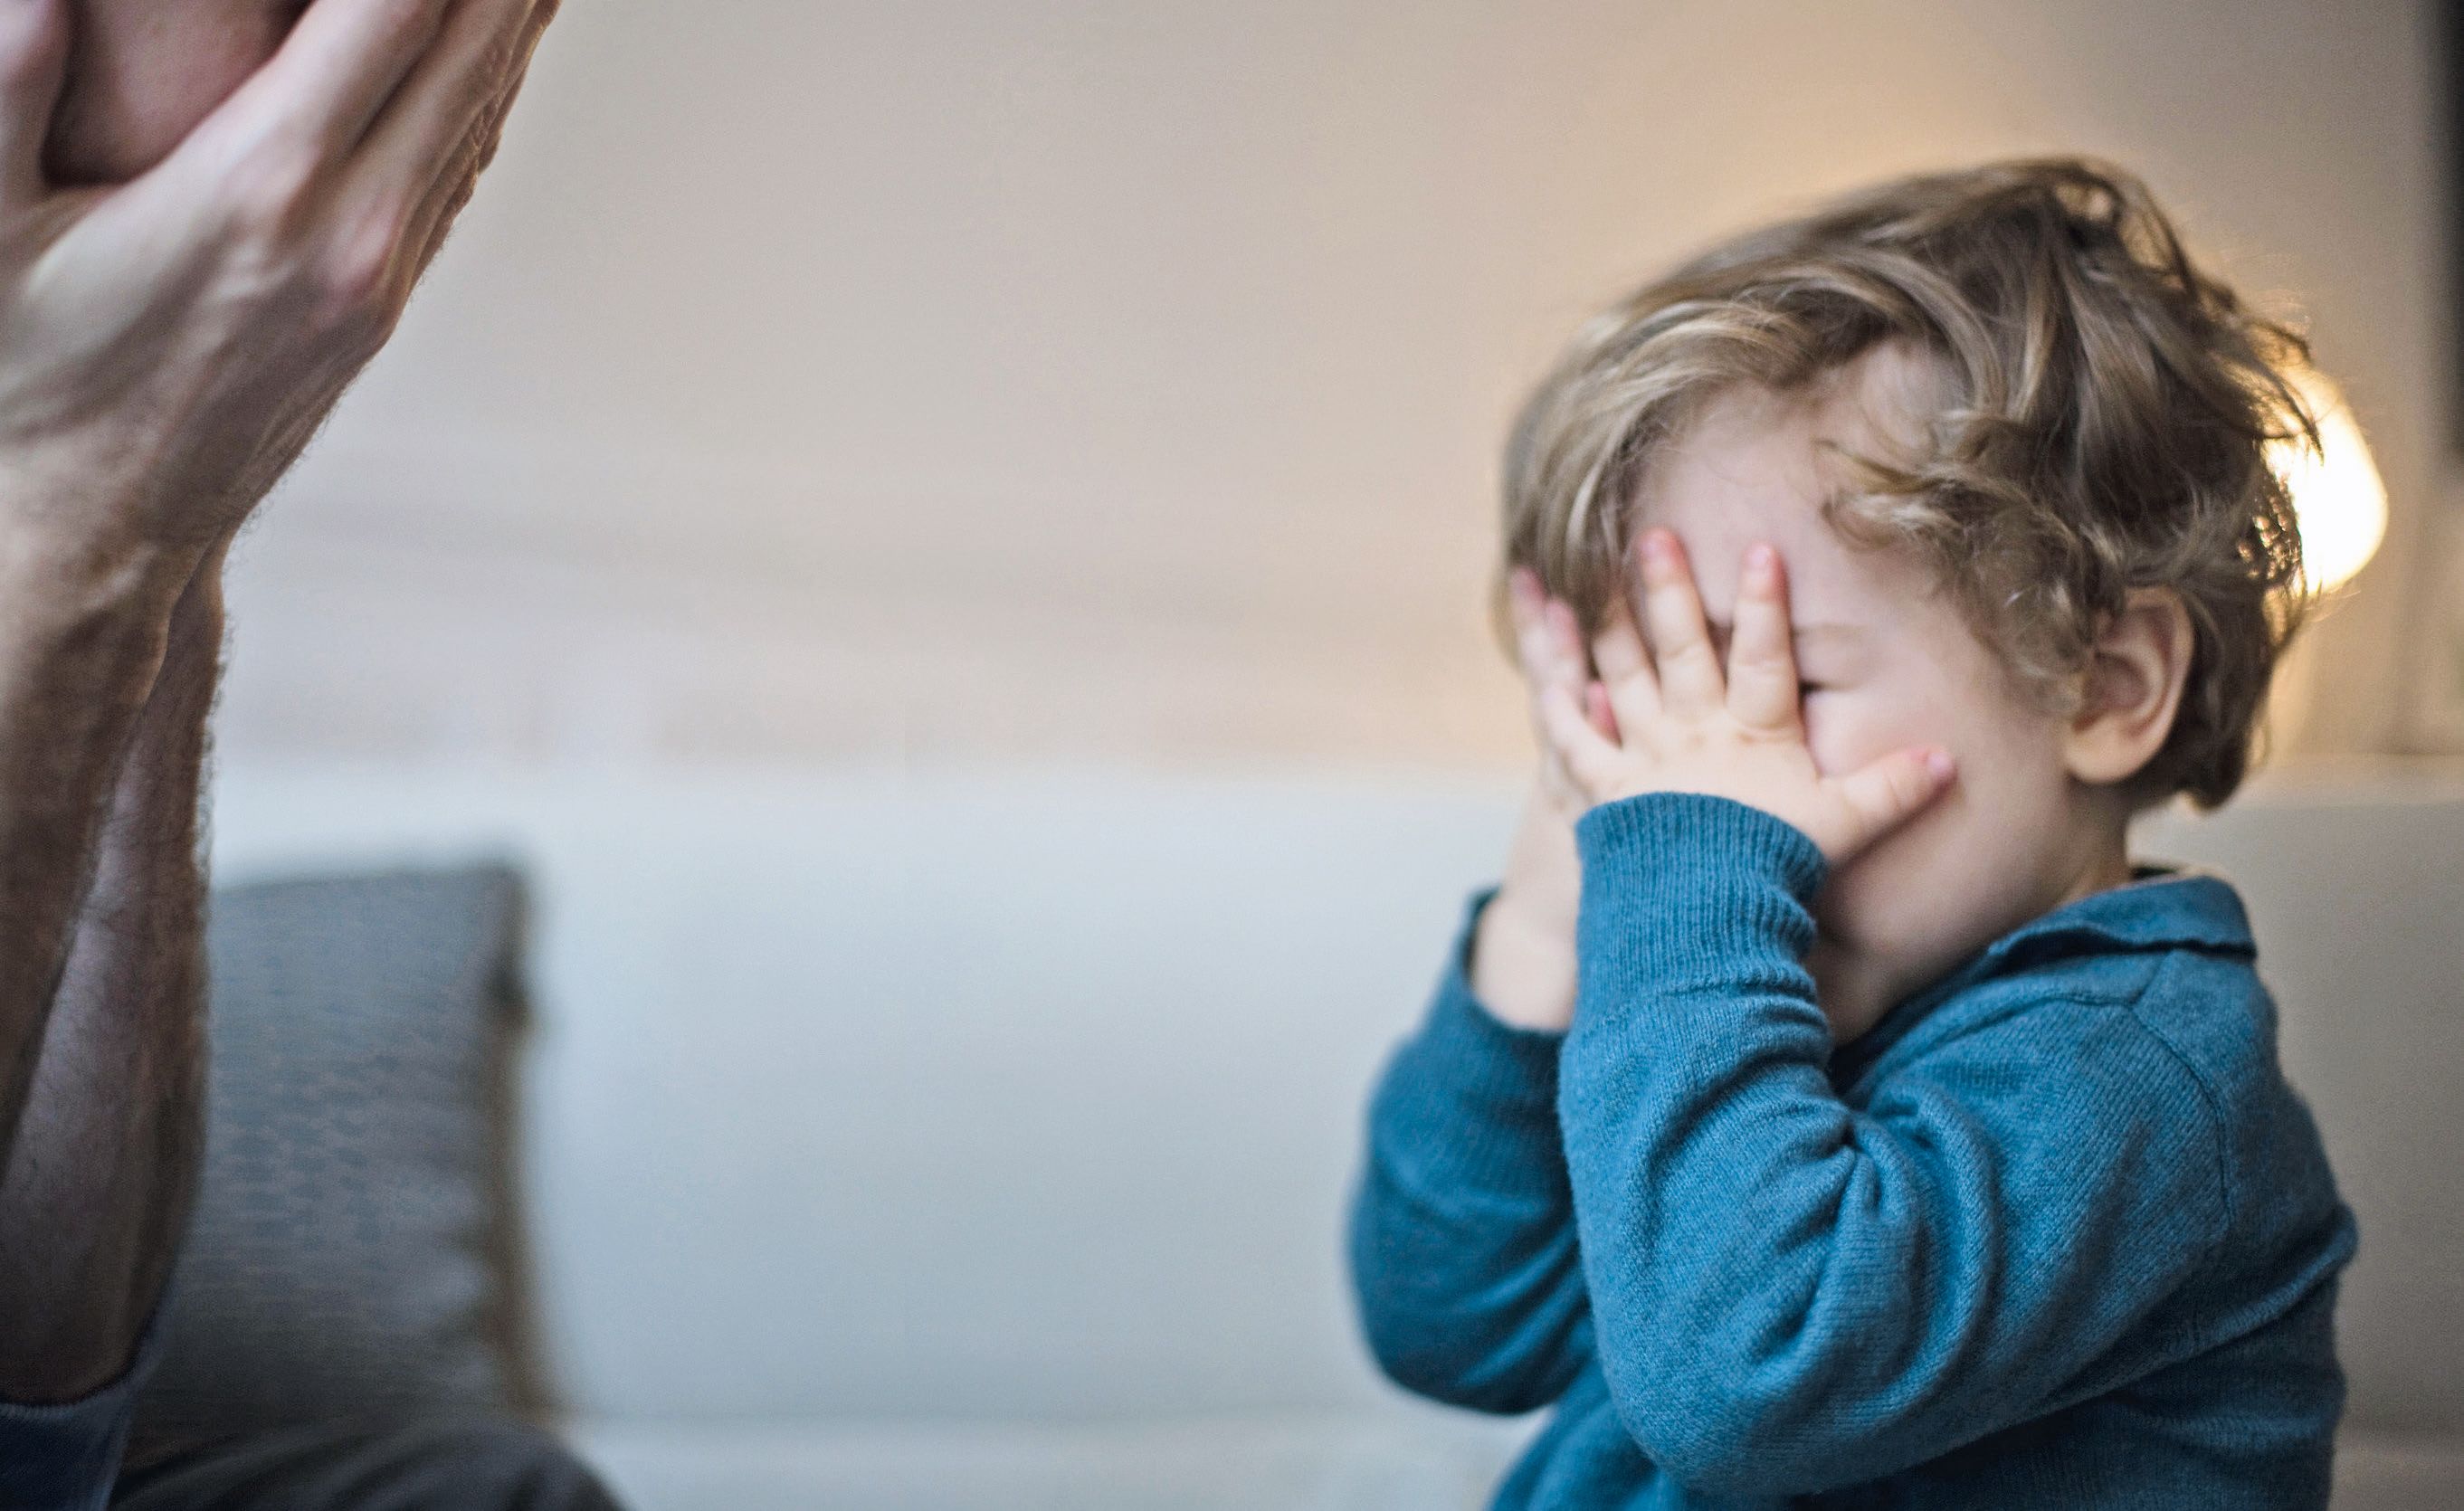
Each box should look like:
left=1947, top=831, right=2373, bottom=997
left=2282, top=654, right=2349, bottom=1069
left=0, top=0, right=559, bottom=1499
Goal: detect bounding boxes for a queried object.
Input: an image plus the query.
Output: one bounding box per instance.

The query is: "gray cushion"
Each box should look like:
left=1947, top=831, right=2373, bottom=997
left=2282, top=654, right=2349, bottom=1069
left=128, top=865, right=546, bottom=1465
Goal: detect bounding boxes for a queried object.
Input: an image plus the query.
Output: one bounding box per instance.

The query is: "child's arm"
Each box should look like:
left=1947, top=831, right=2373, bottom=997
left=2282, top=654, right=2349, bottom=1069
left=1346, top=575, right=1612, bottom=1411
left=1535, top=535, right=2234, bottom=1496
left=1555, top=796, right=2241, bottom=1496
left=1348, top=902, right=1591, bottom=1414
left=1468, top=570, right=1612, bottom=1031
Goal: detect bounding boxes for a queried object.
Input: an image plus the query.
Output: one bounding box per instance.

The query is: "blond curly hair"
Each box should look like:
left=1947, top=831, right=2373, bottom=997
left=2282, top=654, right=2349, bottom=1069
left=1500, top=157, right=2317, bottom=808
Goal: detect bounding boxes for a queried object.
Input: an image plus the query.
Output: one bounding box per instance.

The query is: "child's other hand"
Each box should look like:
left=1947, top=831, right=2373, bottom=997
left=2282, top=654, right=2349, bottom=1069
left=1468, top=570, right=1615, bottom=1032
left=1541, top=530, right=1955, bottom=869
left=1508, top=567, right=1622, bottom=834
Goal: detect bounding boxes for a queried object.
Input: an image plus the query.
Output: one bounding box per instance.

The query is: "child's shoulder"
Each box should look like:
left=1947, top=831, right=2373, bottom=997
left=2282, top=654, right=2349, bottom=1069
left=1854, top=870, right=2274, bottom=1100
left=1856, top=870, right=2343, bottom=1216
left=1851, top=867, right=2350, bottom=1247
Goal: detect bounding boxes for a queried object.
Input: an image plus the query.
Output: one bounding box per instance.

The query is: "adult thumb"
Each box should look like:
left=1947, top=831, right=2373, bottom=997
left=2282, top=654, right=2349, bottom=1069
left=0, top=0, right=64, bottom=213
left=1829, top=746, right=1956, bottom=860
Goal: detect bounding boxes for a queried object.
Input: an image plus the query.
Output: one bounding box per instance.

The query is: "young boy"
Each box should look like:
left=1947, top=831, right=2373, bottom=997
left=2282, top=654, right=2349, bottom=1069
left=1349, top=159, right=2357, bottom=1508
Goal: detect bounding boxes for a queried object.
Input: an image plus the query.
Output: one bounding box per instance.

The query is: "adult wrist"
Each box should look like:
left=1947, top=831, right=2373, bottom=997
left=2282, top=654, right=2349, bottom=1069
left=0, top=500, right=195, bottom=647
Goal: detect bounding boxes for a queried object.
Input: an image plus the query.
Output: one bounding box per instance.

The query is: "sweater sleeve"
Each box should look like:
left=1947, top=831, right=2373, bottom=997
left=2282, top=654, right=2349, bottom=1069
left=1348, top=893, right=1594, bottom=1415
left=0, top=1296, right=166, bottom=1511
left=1561, top=794, right=2231, bottom=1497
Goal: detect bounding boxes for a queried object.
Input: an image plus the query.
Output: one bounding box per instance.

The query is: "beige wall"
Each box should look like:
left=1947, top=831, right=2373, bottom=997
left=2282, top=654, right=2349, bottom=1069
left=219, top=0, right=2450, bottom=773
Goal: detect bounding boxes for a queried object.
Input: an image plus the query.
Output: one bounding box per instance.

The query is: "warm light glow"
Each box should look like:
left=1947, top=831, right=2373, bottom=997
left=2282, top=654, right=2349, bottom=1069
left=2269, top=372, right=2387, bottom=592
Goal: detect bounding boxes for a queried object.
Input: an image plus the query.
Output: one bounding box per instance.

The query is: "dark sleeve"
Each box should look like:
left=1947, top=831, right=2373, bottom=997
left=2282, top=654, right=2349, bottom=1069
left=1347, top=892, right=1594, bottom=1414
left=0, top=1297, right=166, bottom=1511
left=1558, top=794, right=2232, bottom=1498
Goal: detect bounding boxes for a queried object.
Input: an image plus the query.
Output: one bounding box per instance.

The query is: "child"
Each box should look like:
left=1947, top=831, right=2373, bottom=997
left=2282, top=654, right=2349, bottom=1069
left=1349, top=159, right=2356, bottom=1508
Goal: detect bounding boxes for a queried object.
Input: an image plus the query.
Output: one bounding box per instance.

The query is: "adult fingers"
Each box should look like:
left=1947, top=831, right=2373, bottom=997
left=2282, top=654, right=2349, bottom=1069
left=0, top=0, right=64, bottom=213
left=1538, top=680, right=1623, bottom=803
left=1589, top=597, right=1662, bottom=739
left=365, top=0, right=547, bottom=236
left=1826, top=746, right=1956, bottom=862
left=1725, top=544, right=1803, bottom=736
left=300, top=0, right=545, bottom=333
left=393, top=0, right=554, bottom=295
left=1636, top=528, right=1724, bottom=715
left=395, top=92, right=487, bottom=292
left=233, top=0, right=452, bottom=160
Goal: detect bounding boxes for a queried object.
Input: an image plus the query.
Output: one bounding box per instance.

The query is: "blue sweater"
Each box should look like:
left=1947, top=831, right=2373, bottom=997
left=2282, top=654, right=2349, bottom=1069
left=1351, top=794, right=2355, bottom=1508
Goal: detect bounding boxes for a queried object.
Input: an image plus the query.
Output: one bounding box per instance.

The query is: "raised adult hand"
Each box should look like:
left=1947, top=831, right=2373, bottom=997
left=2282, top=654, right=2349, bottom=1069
left=0, top=0, right=557, bottom=581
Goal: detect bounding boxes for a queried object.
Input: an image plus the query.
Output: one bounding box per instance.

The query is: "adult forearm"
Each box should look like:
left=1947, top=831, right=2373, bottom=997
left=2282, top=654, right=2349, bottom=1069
left=0, top=0, right=562, bottom=1411
left=0, top=530, right=195, bottom=1176
left=0, top=546, right=217, bottom=1402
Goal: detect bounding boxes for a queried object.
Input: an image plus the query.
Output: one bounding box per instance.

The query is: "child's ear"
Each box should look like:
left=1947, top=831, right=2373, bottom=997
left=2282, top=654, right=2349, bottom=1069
left=2062, top=588, right=2195, bottom=786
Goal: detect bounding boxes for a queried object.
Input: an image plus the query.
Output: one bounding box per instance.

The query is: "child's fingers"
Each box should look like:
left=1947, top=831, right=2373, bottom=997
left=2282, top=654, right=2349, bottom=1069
left=1725, top=544, right=1803, bottom=736
left=1540, top=599, right=1588, bottom=679
left=1584, top=681, right=1622, bottom=742
left=1509, top=577, right=1598, bottom=812
left=1589, top=597, right=1662, bottom=736
left=1538, top=680, right=1624, bottom=798
left=1507, top=566, right=1544, bottom=631
left=1523, top=585, right=1589, bottom=691
left=1636, top=529, right=1724, bottom=715
left=1507, top=571, right=1554, bottom=675
left=1537, top=741, right=1589, bottom=814
left=1829, top=746, right=1957, bottom=860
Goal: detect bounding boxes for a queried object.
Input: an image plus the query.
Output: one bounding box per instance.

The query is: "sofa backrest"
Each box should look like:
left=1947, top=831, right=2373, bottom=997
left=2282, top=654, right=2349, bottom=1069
left=208, top=764, right=2463, bottom=1436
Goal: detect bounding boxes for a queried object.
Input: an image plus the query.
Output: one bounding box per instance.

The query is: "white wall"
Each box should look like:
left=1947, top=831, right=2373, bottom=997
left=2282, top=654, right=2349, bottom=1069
left=217, top=0, right=2451, bottom=774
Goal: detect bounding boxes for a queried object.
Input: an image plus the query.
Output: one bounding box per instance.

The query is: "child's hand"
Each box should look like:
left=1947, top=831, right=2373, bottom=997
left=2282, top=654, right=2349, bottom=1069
left=1467, top=570, right=1617, bottom=1032
left=1541, top=530, right=1955, bottom=868
left=1508, top=568, right=1623, bottom=833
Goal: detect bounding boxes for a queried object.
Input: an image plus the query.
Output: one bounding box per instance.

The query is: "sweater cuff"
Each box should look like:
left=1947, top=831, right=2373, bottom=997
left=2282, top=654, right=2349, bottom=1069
left=0, top=1293, right=170, bottom=1511
left=1574, top=794, right=1825, bottom=995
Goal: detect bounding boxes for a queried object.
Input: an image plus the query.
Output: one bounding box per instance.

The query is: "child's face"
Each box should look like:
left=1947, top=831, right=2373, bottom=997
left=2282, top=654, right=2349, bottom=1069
left=1628, top=347, right=2132, bottom=1037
